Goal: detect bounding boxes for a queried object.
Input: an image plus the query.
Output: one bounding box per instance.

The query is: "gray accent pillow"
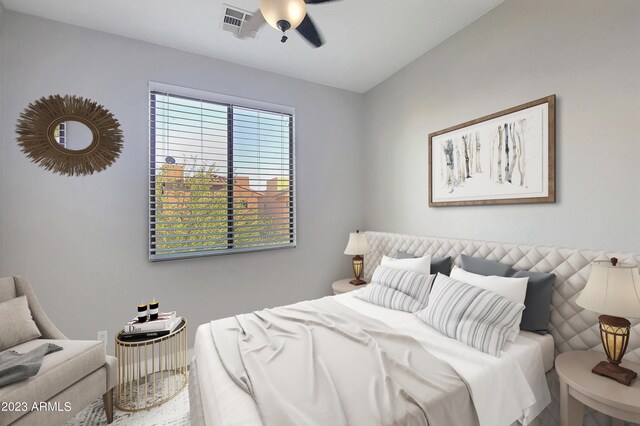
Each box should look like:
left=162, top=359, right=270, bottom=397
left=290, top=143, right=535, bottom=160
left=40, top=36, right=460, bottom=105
left=459, top=254, right=556, bottom=334
left=459, top=254, right=513, bottom=276
left=355, top=266, right=435, bottom=313
left=396, top=251, right=452, bottom=276
left=512, top=270, right=556, bottom=335
left=0, top=295, right=42, bottom=351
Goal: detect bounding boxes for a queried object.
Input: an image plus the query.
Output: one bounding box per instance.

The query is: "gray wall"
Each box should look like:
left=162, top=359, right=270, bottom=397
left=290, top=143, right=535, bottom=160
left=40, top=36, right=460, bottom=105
left=363, top=0, right=640, bottom=253
left=2, top=0, right=639, bottom=355
left=0, top=3, right=5, bottom=263
left=0, top=12, right=363, bottom=353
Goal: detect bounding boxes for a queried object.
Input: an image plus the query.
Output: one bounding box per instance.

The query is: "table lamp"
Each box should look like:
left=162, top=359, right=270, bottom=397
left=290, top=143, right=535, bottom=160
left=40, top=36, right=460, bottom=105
left=575, top=257, right=640, bottom=385
left=344, top=230, right=370, bottom=285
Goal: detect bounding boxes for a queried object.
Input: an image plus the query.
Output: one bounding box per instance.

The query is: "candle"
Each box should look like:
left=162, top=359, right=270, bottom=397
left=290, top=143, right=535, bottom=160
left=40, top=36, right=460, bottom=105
left=137, top=301, right=148, bottom=323
left=149, top=299, right=159, bottom=321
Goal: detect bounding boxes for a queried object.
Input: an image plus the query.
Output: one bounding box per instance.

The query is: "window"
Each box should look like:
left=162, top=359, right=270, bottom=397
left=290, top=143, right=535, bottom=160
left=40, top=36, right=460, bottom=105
left=149, top=83, right=295, bottom=261
left=54, top=122, right=66, bottom=147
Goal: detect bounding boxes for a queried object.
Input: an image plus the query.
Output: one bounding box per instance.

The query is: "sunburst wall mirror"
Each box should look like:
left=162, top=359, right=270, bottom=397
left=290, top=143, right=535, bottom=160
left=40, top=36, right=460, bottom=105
left=16, top=95, right=123, bottom=176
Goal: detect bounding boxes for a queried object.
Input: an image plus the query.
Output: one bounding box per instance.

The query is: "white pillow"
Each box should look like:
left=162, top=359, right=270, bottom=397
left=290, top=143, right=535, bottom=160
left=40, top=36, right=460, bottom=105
left=450, top=266, right=528, bottom=342
left=381, top=254, right=432, bottom=275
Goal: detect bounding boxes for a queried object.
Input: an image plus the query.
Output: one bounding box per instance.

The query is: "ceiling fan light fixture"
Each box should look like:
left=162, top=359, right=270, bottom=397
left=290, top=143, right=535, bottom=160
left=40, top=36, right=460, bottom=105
left=260, top=0, right=307, bottom=31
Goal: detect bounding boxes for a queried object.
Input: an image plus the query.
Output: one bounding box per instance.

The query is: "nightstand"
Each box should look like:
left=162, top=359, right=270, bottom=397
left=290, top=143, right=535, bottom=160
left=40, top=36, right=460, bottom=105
left=115, top=319, right=188, bottom=411
left=332, top=278, right=368, bottom=295
left=556, top=350, right=640, bottom=426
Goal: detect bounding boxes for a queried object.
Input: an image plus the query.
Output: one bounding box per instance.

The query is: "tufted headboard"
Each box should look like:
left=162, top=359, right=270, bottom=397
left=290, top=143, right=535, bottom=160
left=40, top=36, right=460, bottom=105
left=363, top=231, right=640, bottom=362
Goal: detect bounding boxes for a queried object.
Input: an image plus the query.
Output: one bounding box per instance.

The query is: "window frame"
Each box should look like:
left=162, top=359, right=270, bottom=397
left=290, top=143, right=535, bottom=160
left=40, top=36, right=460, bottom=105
left=148, top=82, right=296, bottom=262
left=55, top=121, right=66, bottom=147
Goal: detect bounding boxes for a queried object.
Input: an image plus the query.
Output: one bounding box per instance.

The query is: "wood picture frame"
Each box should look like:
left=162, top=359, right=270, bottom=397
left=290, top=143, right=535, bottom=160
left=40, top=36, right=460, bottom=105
left=428, top=95, right=555, bottom=207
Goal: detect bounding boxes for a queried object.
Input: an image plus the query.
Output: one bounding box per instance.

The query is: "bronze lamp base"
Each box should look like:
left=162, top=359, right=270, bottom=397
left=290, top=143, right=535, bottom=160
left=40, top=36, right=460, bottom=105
left=592, top=360, right=637, bottom=386
left=593, top=314, right=637, bottom=386
left=350, top=255, right=367, bottom=286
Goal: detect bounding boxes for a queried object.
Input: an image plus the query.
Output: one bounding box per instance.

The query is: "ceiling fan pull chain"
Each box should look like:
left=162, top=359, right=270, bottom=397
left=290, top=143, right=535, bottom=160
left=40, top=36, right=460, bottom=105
left=276, top=19, right=291, bottom=43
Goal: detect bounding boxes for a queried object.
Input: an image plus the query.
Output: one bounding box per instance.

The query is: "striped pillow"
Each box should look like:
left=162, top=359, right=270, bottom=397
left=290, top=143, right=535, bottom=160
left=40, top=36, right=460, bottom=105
left=415, top=274, right=525, bottom=356
left=354, top=266, right=435, bottom=312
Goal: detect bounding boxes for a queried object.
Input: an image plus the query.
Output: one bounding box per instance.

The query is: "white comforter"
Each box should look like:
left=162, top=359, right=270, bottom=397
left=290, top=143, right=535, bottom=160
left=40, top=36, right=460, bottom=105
left=194, top=291, right=551, bottom=426
left=336, top=292, right=550, bottom=426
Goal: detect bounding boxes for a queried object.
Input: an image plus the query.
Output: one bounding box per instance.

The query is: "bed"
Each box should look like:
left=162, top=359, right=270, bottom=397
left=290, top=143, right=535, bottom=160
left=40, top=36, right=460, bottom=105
left=189, top=232, right=640, bottom=426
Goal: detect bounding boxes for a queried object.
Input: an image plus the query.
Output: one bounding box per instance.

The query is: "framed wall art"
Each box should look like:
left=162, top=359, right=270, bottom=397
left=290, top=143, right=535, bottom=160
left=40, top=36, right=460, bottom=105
left=428, top=95, right=555, bottom=207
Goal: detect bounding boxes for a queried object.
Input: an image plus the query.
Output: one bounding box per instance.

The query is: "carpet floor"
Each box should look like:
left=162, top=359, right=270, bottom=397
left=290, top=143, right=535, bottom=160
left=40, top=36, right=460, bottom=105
left=66, top=386, right=190, bottom=426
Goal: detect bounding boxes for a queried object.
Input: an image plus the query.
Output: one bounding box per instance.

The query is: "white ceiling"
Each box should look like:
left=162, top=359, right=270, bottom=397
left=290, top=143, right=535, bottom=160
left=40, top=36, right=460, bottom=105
left=0, top=0, right=505, bottom=93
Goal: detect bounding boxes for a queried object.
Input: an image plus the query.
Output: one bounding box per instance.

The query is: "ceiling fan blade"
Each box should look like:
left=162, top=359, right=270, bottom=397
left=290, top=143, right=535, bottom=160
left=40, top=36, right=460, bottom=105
left=304, top=0, right=340, bottom=3
left=237, top=9, right=266, bottom=39
left=296, top=14, right=324, bottom=47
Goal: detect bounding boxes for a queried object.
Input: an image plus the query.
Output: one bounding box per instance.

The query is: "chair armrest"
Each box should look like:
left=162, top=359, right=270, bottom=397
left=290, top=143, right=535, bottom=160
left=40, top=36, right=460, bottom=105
left=105, top=355, right=117, bottom=391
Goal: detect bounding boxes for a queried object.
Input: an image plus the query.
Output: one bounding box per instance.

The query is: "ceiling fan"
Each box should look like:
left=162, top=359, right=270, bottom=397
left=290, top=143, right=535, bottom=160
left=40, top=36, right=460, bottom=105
left=238, top=0, right=340, bottom=48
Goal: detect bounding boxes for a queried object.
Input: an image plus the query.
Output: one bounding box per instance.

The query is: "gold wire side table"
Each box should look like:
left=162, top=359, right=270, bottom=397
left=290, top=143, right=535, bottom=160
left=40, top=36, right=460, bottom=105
left=115, top=319, right=188, bottom=412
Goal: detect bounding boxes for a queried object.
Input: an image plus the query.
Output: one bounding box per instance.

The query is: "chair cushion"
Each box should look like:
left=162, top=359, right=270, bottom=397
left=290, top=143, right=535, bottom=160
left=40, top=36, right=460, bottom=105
left=0, top=296, right=41, bottom=351
left=0, top=339, right=106, bottom=420
left=0, top=277, right=17, bottom=304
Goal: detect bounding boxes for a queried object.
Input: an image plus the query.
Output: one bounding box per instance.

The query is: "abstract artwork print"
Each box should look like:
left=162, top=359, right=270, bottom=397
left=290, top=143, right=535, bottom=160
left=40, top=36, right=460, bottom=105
left=429, top=95, right=555, bottom=206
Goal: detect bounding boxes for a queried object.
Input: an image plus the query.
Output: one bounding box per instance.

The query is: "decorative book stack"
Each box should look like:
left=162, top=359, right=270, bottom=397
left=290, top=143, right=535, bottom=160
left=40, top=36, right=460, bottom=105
left=120, top=311, right=182, bottom=340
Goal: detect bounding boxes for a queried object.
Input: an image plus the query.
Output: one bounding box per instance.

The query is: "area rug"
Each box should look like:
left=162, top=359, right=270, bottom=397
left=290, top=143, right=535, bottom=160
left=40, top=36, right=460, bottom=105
left=66, top=386, right=190, bottom=426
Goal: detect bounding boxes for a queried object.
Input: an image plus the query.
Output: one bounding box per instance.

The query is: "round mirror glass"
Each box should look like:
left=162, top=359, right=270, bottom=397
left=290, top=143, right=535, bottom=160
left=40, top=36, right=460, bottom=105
left=54, top=120, right=94, bottom=150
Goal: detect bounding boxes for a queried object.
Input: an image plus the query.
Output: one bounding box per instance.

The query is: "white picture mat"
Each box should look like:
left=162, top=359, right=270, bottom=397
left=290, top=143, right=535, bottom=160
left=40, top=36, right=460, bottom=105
left=431, top=103, right=549, bottom=203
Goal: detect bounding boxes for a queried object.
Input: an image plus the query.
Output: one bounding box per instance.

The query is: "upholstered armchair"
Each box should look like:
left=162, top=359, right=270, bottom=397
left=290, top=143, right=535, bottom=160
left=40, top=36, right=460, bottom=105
left=0, top=276, right=115, bottom=425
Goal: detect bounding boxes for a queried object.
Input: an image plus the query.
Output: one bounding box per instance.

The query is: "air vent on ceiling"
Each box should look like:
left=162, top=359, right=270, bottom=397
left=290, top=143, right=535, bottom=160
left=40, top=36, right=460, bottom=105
left=221, top=5, right=256, bottom=38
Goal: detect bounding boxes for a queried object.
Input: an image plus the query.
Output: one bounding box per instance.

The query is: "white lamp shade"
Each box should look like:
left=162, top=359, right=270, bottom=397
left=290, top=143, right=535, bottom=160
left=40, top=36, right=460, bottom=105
left=344, top=232, right=370, bottom=256
left=576, top=260, right=640, bottom=319
left=260, top=0, right=307, bottom=30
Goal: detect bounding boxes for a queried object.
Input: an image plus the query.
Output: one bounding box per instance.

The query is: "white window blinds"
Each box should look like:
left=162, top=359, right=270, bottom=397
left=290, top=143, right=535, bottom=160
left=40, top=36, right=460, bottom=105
left=149, top=85, right=295, bottom=261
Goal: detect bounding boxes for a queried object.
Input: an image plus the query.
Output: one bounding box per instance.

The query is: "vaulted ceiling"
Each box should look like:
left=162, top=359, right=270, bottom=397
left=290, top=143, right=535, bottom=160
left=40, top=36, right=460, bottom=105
left=1, top=0, right=505, bottom=93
